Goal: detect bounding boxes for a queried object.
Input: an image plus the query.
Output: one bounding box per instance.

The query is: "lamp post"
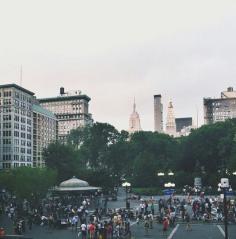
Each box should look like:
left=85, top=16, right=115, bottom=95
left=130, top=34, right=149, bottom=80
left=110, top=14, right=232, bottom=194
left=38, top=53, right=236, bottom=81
left=218, top=178, right=231, bottom=239
left=122, top=182, right=131, bottom=209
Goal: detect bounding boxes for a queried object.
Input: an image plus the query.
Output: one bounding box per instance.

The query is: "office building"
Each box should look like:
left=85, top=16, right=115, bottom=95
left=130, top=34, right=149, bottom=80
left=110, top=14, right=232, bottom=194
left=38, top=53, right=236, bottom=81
left=175, top=117, right=192, bottom=133
left=175, top=117, right=193, bottom=137
left=33, top=103, right=57, bottom=167
left=0, top=84, right=57, bottom=169
left=128, top=99, right=142, bottom=134
left=154, top=95, right=163, bottom=133
left=39, top=87, right=93, bottom=142
left=166, top=100, right=176, bottom=137
left=204, top=87, right=236, bottom=124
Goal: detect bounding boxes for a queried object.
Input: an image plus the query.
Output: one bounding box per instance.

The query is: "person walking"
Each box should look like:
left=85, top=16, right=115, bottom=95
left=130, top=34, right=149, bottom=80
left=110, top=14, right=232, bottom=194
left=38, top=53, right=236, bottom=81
left=185, top=211, right=192, bottom=231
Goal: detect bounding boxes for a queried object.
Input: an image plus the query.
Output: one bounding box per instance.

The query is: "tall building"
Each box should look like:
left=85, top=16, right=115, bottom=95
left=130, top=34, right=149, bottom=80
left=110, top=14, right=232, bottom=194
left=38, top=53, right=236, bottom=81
left=154, top=95, right=163, bottom=133
left=128, top=99, right=142, bottom=134
left=0, top=84, right=57, bottom=170
left=204, top=87, right=236, bottom=124
left=0, top=84, right=34, bottom=169
left=166, top=100, right=176, bottom=136
left=39, top=87, right=93, bottom=142
left=33, top=103, right=57, bottom=167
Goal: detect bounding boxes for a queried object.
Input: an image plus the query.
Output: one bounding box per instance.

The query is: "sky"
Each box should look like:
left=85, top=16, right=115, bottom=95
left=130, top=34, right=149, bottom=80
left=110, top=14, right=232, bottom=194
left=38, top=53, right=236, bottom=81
left=1, top=0, right=236, bottom=131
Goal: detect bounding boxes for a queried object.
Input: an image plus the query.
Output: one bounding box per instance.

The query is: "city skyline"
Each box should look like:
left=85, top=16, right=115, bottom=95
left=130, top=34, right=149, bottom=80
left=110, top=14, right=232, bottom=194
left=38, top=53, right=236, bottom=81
left=1, top=1, right=236, bottom=131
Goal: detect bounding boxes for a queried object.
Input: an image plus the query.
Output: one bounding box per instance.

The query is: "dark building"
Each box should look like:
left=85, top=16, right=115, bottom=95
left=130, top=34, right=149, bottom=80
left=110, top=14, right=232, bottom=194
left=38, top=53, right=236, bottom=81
left=204, top=87, right=236, bottom=124
left=175, top=117, right=192, bottom=132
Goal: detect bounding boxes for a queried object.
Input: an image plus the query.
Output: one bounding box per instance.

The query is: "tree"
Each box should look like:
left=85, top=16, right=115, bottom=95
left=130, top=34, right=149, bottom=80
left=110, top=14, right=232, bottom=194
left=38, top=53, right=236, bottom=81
left=0, top=167, right=57, bottom=200
left=43, top=142, right=81, bottom=182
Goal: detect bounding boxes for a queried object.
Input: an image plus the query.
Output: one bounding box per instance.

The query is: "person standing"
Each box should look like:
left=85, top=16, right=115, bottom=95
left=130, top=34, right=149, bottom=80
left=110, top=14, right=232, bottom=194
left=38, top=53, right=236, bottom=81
left=144, top=218, right=149, bottom=235
left=151, top=202, right=154, bottom=215
left=81, top=222, right=87, bottom=239
left=162, top=217, right=169, bottom=236
left=185, top=211, right=191, bottom=231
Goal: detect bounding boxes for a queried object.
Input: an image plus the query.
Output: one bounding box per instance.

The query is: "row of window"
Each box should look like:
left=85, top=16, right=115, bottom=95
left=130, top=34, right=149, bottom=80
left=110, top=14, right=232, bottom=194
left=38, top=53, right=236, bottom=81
left=2, top=151, right=32, bottom=161
left=12, top=131, right=32, bottom=139
left=2, top=163, right=32, bottom=169
left=0, top=91, right=12, bottom=97
left=0, top=107, right=12, bottom=113
left=3, top=131, right=11, bottom=137
left=14, top=91, right=32, bottom=103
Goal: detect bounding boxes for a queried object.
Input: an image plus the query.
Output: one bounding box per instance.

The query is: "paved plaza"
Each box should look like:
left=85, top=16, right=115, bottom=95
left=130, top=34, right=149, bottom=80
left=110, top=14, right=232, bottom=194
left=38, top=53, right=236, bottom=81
left=1, top=214, right=236, bottom=239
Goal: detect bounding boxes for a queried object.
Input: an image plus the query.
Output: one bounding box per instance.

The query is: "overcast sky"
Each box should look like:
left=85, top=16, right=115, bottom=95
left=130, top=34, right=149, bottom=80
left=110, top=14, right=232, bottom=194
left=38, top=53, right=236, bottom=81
left=1, top=0, right=236, bottom=131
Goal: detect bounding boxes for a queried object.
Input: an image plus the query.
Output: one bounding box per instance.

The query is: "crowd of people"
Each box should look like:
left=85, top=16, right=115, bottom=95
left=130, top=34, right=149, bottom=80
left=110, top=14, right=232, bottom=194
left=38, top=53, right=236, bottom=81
left=1, top=190, right=236, bottom=238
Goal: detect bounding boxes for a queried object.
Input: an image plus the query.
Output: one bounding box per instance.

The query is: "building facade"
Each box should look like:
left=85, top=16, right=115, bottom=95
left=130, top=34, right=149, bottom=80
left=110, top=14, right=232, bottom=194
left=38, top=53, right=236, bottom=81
left=39, top=87, right=93, bottom=142
left=33, top=104, right=57, bottom=167
left=0, top=84, right=34, bottom=169
left=128, top=99, right=142, bottom=134
left=166, top=100, right=176, bottom=137
left=154, top=95, right=163, bottom=133
left=0, top=84, right=57, bottom=170
left=204, top=87, right=236, bottom=124
left=175, top=117, right=192, bottom=133
left=175, top=117, right=193, bottom=137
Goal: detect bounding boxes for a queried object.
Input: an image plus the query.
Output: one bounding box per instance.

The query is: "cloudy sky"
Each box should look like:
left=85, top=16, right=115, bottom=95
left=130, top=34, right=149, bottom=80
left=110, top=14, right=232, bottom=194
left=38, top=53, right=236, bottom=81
left=1, top=0, right=236, bottom=131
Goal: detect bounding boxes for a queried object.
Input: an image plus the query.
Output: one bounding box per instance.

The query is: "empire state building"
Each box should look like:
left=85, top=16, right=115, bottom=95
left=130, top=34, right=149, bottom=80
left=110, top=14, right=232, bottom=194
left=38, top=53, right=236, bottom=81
left=128, top=99, right=142, bottom=133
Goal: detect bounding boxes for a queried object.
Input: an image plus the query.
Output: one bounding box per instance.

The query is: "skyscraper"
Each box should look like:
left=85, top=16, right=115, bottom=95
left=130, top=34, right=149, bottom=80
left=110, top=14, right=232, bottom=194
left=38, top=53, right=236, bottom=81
left=128, top=99, right=142, bottom=134
left=154, top=95, right=163, bottom=133
left=166, top=100, right=176, bottom=136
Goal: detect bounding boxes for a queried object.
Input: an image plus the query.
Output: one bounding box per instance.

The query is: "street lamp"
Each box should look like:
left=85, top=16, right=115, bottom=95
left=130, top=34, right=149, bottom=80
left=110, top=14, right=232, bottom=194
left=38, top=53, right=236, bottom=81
left=122, top=182, right=131, bottom=209
left=157, top=172, right=165, bottom=176
left=164, top=182, right=175, bottom=188
left=218, top=178, right=231, bottom=239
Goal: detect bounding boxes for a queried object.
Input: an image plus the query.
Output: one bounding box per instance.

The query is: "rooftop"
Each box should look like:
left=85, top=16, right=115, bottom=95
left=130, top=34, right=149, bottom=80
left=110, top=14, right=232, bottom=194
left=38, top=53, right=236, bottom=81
left=33, top=104, right=57, bottom=119
left=0, top=83, right=34, bottom=96
left=39, top=94, right=91, bottom=103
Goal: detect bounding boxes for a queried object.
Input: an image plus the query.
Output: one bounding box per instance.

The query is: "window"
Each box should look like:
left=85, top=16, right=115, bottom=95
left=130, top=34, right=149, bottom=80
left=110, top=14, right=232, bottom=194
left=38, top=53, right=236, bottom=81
left=21, top=117, right=26, bottom=123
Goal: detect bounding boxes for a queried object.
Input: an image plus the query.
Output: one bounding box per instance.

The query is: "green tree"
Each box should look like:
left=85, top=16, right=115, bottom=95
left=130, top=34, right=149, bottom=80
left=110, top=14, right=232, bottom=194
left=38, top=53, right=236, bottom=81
left=43, top=142, right=81, bottom=182
left=0, top=167, right=57, bottom=200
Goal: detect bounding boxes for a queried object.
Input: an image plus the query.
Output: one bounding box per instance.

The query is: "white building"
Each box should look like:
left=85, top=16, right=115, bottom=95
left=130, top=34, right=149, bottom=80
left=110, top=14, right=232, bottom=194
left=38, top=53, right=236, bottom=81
left=128, top=99, right=142, bottom=134
left=39, top=87, right=93, bottom=142
left=0, top=84, right=57, bottom=169
left=166, top=100, right=176, bottom=137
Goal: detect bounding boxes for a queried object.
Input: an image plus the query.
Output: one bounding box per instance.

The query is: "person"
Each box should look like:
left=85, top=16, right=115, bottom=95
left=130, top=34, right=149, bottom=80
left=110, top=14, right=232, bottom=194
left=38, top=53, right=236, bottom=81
left=162, top=217, right=169, bottom=236
left=88, top=222, right=95, bottom=239
left=185, top=211, right=191, bottom=231
left=151, top=202, right=154, bottom=215
left=144, top=218, right=149, bottom=235
left=0, top=227, right=5, bottom=237
left=81, top=222, right=87, bottom=239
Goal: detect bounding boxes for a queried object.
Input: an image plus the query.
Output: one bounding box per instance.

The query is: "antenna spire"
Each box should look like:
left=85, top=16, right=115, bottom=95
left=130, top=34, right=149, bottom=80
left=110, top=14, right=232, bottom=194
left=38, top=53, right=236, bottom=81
left=133, top=97, right=136, bottom=112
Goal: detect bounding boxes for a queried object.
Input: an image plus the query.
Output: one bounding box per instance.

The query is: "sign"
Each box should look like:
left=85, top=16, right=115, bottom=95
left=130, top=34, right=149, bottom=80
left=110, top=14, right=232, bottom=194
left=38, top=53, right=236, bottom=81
left=163, top=189, right=175, bottom=196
